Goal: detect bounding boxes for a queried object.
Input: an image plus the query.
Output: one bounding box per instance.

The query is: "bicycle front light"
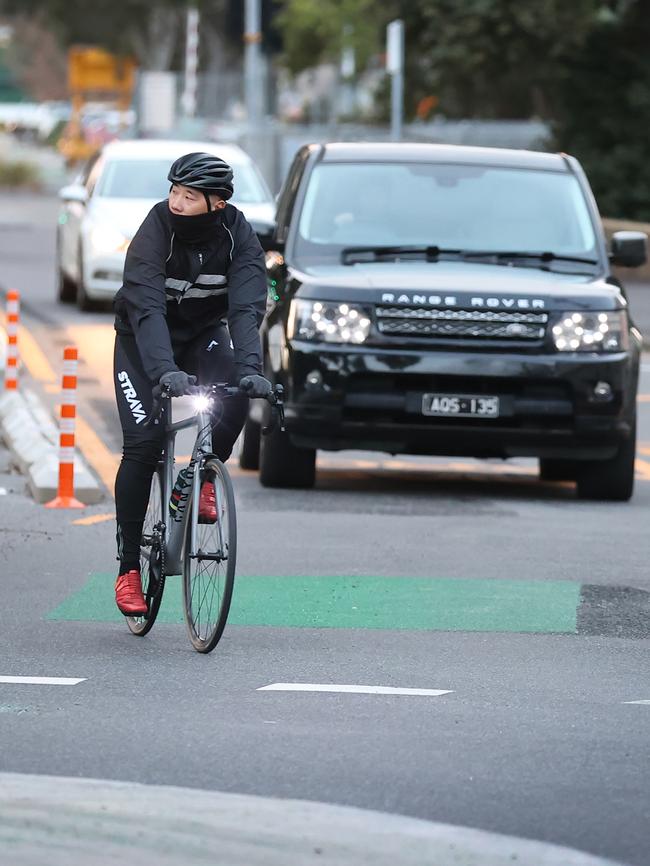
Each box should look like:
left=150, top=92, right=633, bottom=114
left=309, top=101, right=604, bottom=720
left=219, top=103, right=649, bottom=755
left=552, top=311, right=628, bottom=352
left=288, top=299, right=372, bottom=344
left=192, top=395, right=212, bottom=413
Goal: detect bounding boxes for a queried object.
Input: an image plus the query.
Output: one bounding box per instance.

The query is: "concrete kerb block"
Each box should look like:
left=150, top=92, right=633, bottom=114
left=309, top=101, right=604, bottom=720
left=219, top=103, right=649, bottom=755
left=24, top=388, right=59, bottom=443
left=0, top=389, right=22, bottom=420
left=7, top=425, right=51, bottom=473
left=26, top=452, right=103, bottom=505
left=0, top=387, right=103, bottom=505
left=2, top=404, right=32, bottom=440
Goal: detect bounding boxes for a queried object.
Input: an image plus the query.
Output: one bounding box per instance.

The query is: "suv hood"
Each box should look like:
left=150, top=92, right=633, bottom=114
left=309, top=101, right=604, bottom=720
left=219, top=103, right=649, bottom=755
left=291, top=261, right=624, bottom=312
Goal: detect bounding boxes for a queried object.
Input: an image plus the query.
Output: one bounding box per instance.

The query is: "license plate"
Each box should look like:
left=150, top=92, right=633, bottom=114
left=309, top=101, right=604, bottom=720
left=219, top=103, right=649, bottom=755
left=422, top=393, right=500, bottom=418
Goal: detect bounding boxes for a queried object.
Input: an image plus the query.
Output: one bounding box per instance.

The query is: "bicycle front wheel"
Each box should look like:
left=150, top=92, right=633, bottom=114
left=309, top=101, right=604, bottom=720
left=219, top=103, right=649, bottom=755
left=127, top=464, right=165, bottom=637
left=182, top=458, right=236, bottom=653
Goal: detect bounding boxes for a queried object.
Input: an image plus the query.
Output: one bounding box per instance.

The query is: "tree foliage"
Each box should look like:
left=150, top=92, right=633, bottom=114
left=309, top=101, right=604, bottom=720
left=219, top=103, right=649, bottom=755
left=0, top=0, right=239, bottom=69
left=277, top=0, right=603, bottom=118
left=550, top=0, right=650, bottom=220
left=396, top=0, right=602, bottom=119
left=277, top=0, right=650, bottom=218
left=276, top=0, right=384, bottom=75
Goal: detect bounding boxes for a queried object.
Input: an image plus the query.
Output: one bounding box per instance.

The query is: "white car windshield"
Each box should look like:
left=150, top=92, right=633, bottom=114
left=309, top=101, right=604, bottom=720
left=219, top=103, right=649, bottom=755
left=94, top=158, right=270, bottom=204
left=296, top=162, right=598, bottom=266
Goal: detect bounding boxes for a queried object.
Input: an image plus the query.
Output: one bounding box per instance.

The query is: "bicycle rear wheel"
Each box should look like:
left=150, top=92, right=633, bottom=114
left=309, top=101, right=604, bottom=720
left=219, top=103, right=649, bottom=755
left=182, top=458, right=236, bottom=653
left=127, top=465, right=165, bottom=636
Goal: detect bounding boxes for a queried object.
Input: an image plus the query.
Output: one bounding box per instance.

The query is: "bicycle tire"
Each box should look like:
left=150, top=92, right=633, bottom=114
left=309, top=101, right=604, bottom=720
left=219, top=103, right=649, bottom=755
left=182, top=457, right=237, bottom=653
left=127, top=465, right=165, bottom=636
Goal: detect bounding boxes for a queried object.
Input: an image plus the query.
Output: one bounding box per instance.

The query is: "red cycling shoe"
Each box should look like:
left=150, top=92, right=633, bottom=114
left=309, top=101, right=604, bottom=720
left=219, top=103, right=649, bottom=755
left=115, top=570, right=147, bottom=616
left=198, top=479, right=217, bottom=523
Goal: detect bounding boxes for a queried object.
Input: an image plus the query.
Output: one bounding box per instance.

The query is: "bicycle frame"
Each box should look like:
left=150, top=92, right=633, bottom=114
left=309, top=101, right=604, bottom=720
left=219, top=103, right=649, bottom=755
left=157, top=398, right=215, bottom=576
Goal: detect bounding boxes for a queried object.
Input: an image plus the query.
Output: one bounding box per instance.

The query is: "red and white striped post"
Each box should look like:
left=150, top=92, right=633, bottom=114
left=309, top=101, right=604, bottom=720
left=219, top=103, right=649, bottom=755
left=45, top=346, right=84, bottom=509
left=4, top=289, right=19, bottom=390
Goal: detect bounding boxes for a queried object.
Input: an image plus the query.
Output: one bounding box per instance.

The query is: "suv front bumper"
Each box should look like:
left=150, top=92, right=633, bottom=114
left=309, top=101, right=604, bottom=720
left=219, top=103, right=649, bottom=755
left=278, top=342, right=638, bottom=459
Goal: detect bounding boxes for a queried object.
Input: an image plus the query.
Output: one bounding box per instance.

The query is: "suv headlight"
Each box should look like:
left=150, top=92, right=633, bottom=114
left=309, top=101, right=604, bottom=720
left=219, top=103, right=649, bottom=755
left=552, top=311, right=628, bottom=352
left=288, top=299, right=372, bottom=344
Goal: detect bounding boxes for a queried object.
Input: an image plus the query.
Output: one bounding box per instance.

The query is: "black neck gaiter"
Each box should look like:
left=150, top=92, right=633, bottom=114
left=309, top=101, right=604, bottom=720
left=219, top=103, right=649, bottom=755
left=168, top=207, right=223, bottom=246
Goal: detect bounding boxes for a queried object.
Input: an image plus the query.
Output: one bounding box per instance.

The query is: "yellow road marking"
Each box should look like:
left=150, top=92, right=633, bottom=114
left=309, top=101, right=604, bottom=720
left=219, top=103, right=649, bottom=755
left=318, top=454, right=650, bottom=482
left=638, top=395, right=650, bottom=403
left=74, top=413, right=120, bottom=494
left=635, top=458, right=650, bottom=480
left=72, top=513, right=114, bottom=526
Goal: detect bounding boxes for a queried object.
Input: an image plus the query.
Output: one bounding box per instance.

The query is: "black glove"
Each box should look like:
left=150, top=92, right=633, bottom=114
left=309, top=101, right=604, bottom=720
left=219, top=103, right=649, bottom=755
left=159, top=370, right=197, bottom=397
left=239, top=374, right=272, bottom=398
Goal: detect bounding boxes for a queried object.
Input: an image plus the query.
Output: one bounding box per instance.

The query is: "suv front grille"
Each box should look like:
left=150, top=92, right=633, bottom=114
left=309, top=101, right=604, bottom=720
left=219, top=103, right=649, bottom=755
left=375, top=306, right=548, bottom=341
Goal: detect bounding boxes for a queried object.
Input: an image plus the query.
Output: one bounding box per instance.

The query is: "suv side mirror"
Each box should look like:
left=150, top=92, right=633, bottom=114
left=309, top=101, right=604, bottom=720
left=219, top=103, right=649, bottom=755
left=252, top=220, right=282, bottom=253
left=610, top=231, right=648, bottom=268
left=59, top=184, right=88, bottom=205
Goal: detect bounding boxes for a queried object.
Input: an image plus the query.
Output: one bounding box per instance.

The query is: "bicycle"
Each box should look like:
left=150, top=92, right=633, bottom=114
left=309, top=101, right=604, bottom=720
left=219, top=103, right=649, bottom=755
left=126, top=381, right=284, bottom=653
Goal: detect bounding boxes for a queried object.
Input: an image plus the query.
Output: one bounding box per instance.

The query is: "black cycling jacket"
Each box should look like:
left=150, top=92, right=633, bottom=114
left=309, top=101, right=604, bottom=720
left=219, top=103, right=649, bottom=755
left=113, top=201, right=267, bottom=383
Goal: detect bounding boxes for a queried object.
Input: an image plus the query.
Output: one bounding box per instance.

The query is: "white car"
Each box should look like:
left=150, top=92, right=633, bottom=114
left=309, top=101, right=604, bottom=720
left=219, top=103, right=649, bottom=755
left=56, top=138, right=276, bottom=310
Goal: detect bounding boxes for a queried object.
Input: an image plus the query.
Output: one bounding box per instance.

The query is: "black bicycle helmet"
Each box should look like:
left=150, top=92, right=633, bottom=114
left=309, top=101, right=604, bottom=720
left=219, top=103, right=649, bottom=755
left=168, top=152, right=234, bottom=200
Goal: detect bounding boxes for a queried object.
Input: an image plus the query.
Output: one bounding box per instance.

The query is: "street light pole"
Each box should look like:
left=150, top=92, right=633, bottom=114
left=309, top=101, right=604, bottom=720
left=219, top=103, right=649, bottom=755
left=244, top=0, right=263, bottom=130
left=386, top=19, right=404, bottom=141
left=181, top=6, right=199, bottom=118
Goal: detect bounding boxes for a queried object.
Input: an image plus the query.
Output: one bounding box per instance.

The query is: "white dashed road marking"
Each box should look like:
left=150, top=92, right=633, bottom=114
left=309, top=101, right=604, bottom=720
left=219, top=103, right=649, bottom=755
left=258, top=683, right=453, bottom=697
left=0, top=676, right=86, bottom=685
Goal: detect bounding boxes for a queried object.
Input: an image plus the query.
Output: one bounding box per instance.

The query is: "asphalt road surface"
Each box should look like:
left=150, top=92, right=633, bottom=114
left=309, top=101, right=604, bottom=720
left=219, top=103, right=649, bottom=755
left=0, top=193, right=649, bottom=865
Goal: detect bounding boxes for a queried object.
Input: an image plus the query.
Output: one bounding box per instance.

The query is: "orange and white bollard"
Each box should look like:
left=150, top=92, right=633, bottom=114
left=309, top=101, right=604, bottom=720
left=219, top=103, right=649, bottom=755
left=4, top=289, right=19, bottom=390
left=45, top=346, right=84, bottom=509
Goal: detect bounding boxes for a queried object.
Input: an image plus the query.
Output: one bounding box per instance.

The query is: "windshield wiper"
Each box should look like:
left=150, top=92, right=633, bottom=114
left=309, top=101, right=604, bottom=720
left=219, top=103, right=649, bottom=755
left=340, top=246, right=600, bottom=268
left=341, top=245, right=461, bottom=265
left=460, top=250, right=599, bottom=266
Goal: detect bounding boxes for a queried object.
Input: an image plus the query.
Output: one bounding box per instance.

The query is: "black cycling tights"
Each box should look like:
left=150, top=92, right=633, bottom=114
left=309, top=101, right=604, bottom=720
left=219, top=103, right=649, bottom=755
left=114, top=330, right=248, bottom=575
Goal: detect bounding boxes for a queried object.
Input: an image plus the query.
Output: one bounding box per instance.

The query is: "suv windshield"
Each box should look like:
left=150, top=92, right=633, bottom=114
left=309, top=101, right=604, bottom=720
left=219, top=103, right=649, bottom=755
left=295, top=162, right=598, bottom=268
left=94, top=158, right=270, bottom=204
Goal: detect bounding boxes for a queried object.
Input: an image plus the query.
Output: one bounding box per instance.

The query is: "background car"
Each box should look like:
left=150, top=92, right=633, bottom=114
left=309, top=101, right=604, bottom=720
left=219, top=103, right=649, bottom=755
left=56, top=138, right=276, bottom=310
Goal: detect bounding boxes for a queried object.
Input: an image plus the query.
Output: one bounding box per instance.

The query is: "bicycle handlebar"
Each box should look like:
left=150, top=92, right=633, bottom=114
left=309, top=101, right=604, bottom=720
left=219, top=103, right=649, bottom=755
left=143, top=382, right=285, bottom=435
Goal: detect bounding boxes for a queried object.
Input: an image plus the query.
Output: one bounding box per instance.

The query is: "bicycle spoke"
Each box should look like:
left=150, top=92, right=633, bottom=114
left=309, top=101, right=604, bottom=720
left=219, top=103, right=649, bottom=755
left=183, top=460, right=236, bottom=652
left=128, top=467, right=165, bottom=636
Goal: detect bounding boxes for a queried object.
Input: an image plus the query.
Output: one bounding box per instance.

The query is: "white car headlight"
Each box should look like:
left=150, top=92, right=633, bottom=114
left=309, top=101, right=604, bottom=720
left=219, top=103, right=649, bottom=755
left=288, top=299, right=372, bottom=344
left=90, top=225, right=130, bottom=254
left=552, top=311, right=628, bottom=352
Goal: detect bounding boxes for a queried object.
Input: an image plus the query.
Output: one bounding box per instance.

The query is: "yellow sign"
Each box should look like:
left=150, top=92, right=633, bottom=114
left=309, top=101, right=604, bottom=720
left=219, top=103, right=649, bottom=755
left=68, top=47, right=136, bottom=95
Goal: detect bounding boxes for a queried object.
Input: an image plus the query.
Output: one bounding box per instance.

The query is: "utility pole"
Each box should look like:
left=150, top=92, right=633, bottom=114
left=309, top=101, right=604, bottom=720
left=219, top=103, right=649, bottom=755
left=386, top=19, right=404, bottom=141
left=181, top=6, right=200, bottom=118
left=244, top=0, right=263, bottom=130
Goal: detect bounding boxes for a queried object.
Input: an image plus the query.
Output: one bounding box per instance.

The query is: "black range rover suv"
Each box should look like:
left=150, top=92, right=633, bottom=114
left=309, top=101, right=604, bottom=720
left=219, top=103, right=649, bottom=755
left=244, top=142, right=647, bottom=500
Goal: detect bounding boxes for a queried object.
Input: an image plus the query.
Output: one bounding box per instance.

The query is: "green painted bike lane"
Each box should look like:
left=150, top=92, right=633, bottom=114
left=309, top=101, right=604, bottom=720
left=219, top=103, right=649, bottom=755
left=47, top=574, right=584, bottom=633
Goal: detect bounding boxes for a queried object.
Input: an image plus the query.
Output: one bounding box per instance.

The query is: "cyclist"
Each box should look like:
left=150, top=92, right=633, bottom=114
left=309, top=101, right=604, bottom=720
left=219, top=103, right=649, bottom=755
left=112, top=152, right=271, bottom=616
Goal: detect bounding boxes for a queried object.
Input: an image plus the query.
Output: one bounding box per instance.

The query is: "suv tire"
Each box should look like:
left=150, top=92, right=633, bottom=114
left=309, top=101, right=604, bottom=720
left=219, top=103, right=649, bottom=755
left=259, top=407, right=316, bottom=489
left=239, top=416, right=261, bottom=470
left=57, top=265, right=76, bottom=303
left=576, top=421, right=636, bottom=502
left=76, top=250, right=96, bottom=312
